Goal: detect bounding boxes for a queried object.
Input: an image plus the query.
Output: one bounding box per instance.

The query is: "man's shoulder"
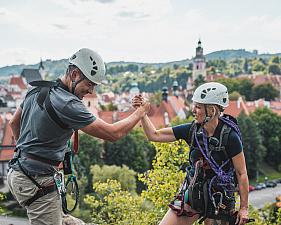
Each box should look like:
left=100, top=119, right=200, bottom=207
left=51, top=88, right=81, bottom=106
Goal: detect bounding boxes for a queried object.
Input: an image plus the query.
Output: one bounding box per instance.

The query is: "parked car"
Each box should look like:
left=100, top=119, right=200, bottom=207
left=266, top=181, right=277, bottom=188
left=273, top=178, right=281, bottom=184
left=255, top=183, right=266, bottom=190
left=249, top=185, right=255, bottom=192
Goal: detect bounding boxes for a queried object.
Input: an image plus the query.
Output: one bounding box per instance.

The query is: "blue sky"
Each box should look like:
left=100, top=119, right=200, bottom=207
left=0, top=0, right=280, bottom=67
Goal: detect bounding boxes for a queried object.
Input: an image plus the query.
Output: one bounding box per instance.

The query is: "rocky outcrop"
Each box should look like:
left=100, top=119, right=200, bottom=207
left=62, top=214, right=97, bottom=225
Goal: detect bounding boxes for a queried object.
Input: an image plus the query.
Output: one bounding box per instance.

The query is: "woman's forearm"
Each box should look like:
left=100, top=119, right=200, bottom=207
left=141, top=115, right=157, bottom=141
left=237, top=172, right=249, bottom=209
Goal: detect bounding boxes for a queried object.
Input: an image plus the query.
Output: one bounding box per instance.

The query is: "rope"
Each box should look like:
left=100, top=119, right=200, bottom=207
left=194, top=116, right=240, bottom=201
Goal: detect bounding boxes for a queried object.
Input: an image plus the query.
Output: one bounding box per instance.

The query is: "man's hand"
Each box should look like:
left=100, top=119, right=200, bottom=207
left=132, top=94, right=144, bottom=108
left=235, top=207, right=249, bottom=225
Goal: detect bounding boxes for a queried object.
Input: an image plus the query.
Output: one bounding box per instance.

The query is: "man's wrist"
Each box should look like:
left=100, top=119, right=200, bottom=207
left=240, top=206, right=248, bottom=210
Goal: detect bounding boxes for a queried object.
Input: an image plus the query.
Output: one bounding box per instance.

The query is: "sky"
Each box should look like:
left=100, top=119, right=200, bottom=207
left=0, top=0, right=281, bottom=67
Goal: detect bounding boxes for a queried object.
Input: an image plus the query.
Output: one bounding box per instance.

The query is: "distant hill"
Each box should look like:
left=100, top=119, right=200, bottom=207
left=205, top=49, right=281, bottom=61
left=0, top=49, right=280, bottom=77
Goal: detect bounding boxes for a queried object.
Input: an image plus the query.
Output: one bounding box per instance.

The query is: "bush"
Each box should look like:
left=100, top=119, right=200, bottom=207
left=91, top=165, right=137, bottom=193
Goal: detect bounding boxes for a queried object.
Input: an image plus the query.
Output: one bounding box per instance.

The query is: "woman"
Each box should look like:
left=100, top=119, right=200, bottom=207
left=133, top=82, right=249, bottom=225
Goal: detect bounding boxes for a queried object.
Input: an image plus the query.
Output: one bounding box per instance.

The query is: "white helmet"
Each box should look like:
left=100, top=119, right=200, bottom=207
left=192, top=82, right=229, bottom=108
left=69, top=48, right=106, bottom=85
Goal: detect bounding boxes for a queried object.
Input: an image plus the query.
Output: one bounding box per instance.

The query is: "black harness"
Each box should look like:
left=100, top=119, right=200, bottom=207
left=10, top=79, right=72, bottom=207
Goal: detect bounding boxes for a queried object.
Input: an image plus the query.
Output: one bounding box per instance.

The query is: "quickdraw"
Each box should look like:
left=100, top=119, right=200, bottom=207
left=60, top=131, right=79, bottom=214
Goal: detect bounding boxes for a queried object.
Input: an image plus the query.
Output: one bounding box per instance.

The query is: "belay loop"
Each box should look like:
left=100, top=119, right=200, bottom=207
left=61, top=131, right=80, bottom=214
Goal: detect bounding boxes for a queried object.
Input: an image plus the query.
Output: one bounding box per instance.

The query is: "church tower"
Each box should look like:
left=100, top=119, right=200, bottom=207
left=192, top=39, right=206, bottom=82
left=39, top=58, right=46, bottom=80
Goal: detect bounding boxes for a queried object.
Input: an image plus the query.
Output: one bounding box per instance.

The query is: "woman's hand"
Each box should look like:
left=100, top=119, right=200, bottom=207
left=236, top=207, right=249, bottom=225
left=132, top=94, right=144, bottom=108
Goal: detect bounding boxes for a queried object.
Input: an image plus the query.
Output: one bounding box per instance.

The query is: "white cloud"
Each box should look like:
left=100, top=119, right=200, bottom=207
left=0, top=48, right=44, bottom=67
left=0, top=0, right=281, bottom=67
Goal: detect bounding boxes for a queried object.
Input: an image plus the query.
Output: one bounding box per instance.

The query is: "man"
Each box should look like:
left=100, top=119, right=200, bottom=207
left=7, top=48, right=150, bottom=225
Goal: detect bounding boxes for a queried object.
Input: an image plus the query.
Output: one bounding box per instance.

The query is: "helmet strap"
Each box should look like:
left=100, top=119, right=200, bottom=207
left=71, top=76, right=85, bottom=96
left=203, top=105, right=217, bottom=124
left=203, top=105, right=211, bottom=124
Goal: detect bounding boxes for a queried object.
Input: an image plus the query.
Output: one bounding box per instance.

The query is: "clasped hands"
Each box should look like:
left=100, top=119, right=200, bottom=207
left=132, top=94, right=150, bottom=117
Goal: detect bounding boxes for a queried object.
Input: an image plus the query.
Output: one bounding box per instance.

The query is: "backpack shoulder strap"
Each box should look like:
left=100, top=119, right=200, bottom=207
left=219, top=123, right=231, bottom=159
left=188, top=121, right=197, bottom=147
left=29, top=80, right=69, bottom=130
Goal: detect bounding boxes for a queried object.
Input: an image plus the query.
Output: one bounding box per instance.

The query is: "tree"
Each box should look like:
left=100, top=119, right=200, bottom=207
left=103, top=128, right=155, bottom=173
left=139, top=141, right=189, bottom=208
left=238, top=78, right=254, bottom=100
left=269, top=56, right=280, bottom=64
left=216, top=78, right=240, bottom=94
left=251, top=108, right=281, bottom=170
left=243, top=59, right=249, bottom=73
left=90, top=165, right=137, bottom=193
left=229, top=91, right=242, bottom=100
left=84, top=180, right=160, bottom=225
left=252, top=60, right=266, bottom=72
left=268, top=64, right=281, bottom=75
left=149, top=90, right=162, bottom=106
left=77, top=133, right=104, bottom=192
left=252, top=83, right=279, bottom=101
left=194, top=74, right=205, bottom=88
left=237, top=113, right=266, bottom=178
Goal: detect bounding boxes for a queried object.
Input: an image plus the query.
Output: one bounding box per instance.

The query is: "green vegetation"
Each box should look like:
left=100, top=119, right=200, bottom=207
left=83, top=141, right=281, bottom=224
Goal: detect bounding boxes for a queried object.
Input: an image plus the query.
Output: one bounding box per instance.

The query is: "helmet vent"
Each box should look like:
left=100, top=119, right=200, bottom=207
left=70, top=54, right=76, bottom=60
left=89, top=58, right=98, bottom=76
left=223, top=98, right=227, bottom=103
left=201, top=93, right=206, bottom=99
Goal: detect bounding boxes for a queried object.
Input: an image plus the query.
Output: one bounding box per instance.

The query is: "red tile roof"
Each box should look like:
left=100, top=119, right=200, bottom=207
left=0, top=117, right=16, bottom=161
left=225, top=98, right=281, bottom=118
left=224, top=98, right=249, bottom=117
left=98, top=111, right=133, bottom=124
left=9, top=76, right=27, bottom=90
left=238, top=74, right=281, bottom=88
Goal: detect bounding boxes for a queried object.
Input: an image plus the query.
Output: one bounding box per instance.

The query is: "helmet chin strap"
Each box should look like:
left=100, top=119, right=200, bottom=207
left=202, top=105, right=216, bottom=125
left=71, top=76, right=85, bottom=96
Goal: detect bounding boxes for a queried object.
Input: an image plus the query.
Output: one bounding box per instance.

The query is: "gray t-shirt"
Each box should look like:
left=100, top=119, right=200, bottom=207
left=11, top=86, right=96, bottom=175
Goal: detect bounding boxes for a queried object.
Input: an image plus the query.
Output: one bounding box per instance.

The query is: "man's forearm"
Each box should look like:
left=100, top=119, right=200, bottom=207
left=112, top=108, right=144, bottom=139
left=238, top=173, right=249, bottom=209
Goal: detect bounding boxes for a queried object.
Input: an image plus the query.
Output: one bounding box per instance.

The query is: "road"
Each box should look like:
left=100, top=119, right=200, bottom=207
left=249, top=183, right=281, bottom=208
left=1, top=184, right=281, bottom=224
